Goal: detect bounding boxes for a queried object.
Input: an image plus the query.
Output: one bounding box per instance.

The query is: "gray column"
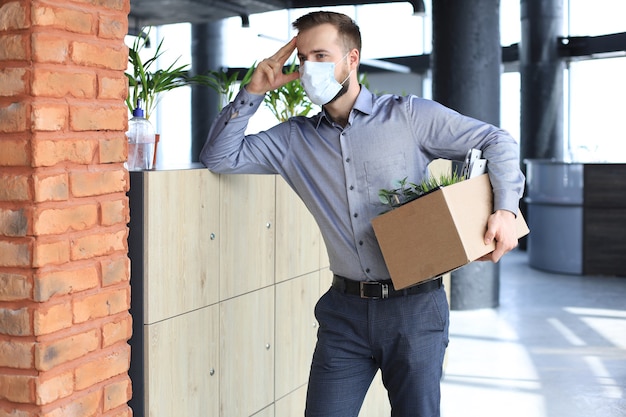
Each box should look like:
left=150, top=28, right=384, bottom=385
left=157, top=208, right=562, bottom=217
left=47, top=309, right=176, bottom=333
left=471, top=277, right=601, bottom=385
left=520, top=0, right=564, bottom=161
left=191, top=21, right=224, bottom=162
left=431, top=0, right=502, bottom=310
left=432, top=0, right=501, bottom=126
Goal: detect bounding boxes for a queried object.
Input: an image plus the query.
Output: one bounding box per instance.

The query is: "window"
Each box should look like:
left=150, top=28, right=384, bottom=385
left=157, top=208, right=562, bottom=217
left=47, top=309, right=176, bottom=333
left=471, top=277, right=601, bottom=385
left=138, top=1, right=626, bottom=165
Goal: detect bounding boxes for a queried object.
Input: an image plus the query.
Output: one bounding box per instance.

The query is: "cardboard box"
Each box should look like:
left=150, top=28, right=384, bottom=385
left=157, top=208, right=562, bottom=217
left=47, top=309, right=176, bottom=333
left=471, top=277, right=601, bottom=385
left=371, top=173, right=530, bottom=289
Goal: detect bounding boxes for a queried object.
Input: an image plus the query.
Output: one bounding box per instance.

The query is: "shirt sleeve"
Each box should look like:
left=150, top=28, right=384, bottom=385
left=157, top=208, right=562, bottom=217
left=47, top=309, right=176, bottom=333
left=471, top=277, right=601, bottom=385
left=199, top=87, right=288, bottom=175
left=408, top=96, right=525, bottom=215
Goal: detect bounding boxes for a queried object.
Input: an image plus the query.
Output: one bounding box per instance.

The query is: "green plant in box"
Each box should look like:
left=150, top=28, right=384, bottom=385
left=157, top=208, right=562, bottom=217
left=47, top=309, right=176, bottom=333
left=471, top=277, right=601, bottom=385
left=378, top=171, right=464, bottom=213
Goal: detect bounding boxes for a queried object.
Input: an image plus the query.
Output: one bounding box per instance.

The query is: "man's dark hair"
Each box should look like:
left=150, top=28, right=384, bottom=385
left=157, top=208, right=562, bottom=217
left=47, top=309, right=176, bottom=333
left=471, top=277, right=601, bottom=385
left=292, top=11, right=362, bottom=55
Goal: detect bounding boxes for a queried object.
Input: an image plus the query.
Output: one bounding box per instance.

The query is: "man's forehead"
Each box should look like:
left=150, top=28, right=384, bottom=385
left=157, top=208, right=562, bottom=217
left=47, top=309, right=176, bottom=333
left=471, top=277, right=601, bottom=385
left=296, top=35, right=342, bottom=55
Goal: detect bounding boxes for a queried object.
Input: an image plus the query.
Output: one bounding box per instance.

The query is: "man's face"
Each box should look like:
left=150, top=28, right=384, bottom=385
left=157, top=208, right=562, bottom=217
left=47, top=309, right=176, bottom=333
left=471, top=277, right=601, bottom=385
left=296, top=23, right=346, bottom=69
left=296, top=23, right=352, bottom=101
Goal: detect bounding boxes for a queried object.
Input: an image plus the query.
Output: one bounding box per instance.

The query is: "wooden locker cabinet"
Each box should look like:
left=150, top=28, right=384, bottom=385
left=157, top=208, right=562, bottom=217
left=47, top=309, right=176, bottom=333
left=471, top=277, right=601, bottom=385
left=219, top=174, right=275, bottom=300
left=129, top=167, right=351, bottom=417
left=128, top=168, right=220, bottom=417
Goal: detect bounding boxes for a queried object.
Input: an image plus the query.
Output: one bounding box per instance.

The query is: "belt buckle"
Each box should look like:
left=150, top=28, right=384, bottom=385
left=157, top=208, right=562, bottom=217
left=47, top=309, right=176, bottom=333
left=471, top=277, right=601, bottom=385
left=359, top=281, right=389, bottom=299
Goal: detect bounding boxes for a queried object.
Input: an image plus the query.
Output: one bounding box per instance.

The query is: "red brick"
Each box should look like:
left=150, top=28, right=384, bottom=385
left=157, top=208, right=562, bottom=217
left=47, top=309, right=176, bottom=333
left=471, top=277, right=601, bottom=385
left=0, top=102, right=28, bottom=133
left=0, top=207, right=28, bottom=236
left=70, top=228, right=126, bottom=260
left=0, top=1, right=29, bottom=31
left=74, top=344, right=130, bottom=390
left=70, top=169, right=128, bottom=198
left=33, top=263, right=99, bottom=302
left=32, top=33, right=69, bottom=64
left=32, top=5, right=94, bottom=34
left=71, top=40, right=126, bottom=70
left=98, top=14, right=127, bottom=40
left=33, top=203, right=98, bottom=235
left=100, top=255, right=129, bottom=287
left=71, top=0, right=128, bottom=11
left=0, top=374, right=36, bottom=403
left=0, top=339, right=34, bottom=369
left=102, top=313, right=131, bottom=347
left=106, top=406, right=133, bottom=417
left=35, top=370, right=73, bottom=405
left=103, top=376, right=131, bottom=411
left=0, top=33, right=28, bottom=61
left=32, top=137, right=97, bottom=167
left=0, top=138, right=30, bottom=166
left=99, top=134, right=127, bottom=164
left=32, top=69, right=96, bottom=99
left=0, top=271, right=32, bottom=301
left=0, top=306, right=32, bottom=336
left=73, top=287, right=129, bottom=323
left=100, top=197, right=128, bottom=227
left=31, top=102, right=68, bottom=132
left=69, top=102, right=127, bottom=131
left=41, top=389, right=100, bottom=417
left=0, top=172, right=30, bottom=201
left=0, top=239, right=32, bottom=267
left=32, top=238, right=71, bottom=268
left=35, top=329, right=99, bottom=371
left=0, top=405, right=33, bottom=417
left=98, top=74, right=127, bottom=100
left=33, top=172, right=69, bottom=202
left=0, top=68, right=28, bottom=96
left=33, top=301, right=73, bottom=336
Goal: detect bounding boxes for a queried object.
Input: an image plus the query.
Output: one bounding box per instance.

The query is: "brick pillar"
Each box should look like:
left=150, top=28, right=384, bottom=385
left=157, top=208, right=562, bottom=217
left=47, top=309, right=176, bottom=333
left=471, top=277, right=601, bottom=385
left=0, top=1, right=132, bottom=416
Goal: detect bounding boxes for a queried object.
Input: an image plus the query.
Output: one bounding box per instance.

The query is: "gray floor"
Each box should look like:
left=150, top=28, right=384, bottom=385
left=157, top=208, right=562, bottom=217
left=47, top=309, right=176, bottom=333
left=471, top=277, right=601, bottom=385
left=441, top=249, right=626, bottom=417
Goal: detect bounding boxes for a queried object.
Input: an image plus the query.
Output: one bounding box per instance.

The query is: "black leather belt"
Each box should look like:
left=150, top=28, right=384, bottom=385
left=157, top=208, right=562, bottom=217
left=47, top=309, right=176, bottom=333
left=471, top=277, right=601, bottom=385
left=332, top=275, right=442, bottom=299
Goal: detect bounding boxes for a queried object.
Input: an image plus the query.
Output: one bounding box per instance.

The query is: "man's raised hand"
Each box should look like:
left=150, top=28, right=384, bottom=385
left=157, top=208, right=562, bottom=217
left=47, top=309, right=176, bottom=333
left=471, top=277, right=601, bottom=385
left=246, top=37, right=300, bottom=95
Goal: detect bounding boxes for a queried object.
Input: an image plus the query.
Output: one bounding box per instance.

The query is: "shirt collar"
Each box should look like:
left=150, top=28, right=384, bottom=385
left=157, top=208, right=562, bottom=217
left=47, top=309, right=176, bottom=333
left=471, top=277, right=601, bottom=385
left=315, top=85, right=374, bottom=128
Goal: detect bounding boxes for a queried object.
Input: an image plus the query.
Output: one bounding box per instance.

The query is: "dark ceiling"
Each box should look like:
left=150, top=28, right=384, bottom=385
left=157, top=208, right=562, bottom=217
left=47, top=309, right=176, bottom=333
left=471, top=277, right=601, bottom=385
left=128, top=0, right=418, bottom=30
left=127, top=0, right=626, bottom=74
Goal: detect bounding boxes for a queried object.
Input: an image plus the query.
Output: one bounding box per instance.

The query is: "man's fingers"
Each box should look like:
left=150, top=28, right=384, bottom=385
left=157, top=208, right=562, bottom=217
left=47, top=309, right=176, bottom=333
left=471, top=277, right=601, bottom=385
left=246, top=38, right=297, bottom=95
left=270, top=37, right=297, bottom=63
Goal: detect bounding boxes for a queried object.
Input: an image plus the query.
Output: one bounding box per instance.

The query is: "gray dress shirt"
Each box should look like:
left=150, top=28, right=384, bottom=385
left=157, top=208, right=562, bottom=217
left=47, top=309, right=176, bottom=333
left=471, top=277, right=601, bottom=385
left=201, top=85, right=525, bottom=282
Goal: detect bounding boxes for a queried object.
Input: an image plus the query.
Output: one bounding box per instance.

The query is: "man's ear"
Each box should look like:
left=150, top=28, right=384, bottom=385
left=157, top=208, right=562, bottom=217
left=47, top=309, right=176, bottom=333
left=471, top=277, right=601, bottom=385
left=349, top=48, right=360, bottom=69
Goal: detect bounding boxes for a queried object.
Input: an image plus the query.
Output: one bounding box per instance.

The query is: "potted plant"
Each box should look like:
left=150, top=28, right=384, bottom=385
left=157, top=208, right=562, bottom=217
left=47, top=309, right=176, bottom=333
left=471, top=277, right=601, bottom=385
left=263, top=60, right=316, bottom=122
left=125, top=30, right=198, bottom=120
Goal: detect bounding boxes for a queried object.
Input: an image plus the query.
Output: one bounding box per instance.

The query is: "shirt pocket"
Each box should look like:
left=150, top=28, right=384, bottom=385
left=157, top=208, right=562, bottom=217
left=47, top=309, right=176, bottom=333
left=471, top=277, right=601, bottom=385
left=364, top=152, right=408, bottom=206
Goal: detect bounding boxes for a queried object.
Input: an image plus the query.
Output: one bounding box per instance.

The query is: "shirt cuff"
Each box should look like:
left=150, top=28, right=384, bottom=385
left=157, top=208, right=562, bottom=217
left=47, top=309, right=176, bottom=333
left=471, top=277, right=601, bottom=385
left=231, top=87, right=265, bottom=115
left=493, top=189, right=522, bottom=216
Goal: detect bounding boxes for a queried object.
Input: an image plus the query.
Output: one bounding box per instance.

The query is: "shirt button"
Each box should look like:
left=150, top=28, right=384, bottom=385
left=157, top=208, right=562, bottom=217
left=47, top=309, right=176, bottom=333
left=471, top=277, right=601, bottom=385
left=353, top=213, right=358, bottom=218
left=365, top=268, right=370, bottom=273
left=345, top=158, right=351, bottom=163
left=359, top=240, right=363, bottom=245
left=240, top=100, right=245, bottom=105
left=349, top=185, right=354, bottom=190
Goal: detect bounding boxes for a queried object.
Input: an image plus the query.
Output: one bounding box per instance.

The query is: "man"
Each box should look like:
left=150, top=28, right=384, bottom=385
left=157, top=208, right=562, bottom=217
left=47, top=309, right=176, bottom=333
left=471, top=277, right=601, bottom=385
left=201, top=10, right=524, bottom=417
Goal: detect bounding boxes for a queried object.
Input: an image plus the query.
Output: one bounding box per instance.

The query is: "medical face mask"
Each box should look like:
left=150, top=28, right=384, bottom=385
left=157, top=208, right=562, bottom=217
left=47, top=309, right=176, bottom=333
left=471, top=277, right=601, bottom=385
left=299, top=53, right=351, bottom=106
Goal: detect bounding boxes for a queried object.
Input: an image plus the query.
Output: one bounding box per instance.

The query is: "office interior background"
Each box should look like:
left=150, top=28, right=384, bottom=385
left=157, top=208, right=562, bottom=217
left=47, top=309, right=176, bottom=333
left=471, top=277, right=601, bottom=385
left=122, top=1, right=626, bottom=415
left=126, top=0, right=626, bottom=167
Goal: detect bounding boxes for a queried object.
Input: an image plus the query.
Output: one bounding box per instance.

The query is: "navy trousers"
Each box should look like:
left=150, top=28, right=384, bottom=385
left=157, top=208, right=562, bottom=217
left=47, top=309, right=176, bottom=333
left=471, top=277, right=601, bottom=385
left=305, top=285, right=449, bottom=417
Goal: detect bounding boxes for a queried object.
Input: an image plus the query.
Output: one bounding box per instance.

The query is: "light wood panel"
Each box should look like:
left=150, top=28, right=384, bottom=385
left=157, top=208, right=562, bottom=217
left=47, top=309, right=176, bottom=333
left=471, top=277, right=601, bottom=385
left=219, top=174, right=276, bottom=299
left=319, top=267, right=333, bottom=298
left=145, top=305, right=219, bottom=417
left=359, top=371, right=391, bottom=417
left=275, top=272, right=319, bottom=399
left=251, top=405, right=274, bottom=417
left=275, top=385, right=307, bottom=417
left=319, top=230, right=330, bottom=270
left=144, top=169, right=220, bottom=324
left=220, top=286, right=275, bottom=416
left=275, top=177, right=320, bottom=283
